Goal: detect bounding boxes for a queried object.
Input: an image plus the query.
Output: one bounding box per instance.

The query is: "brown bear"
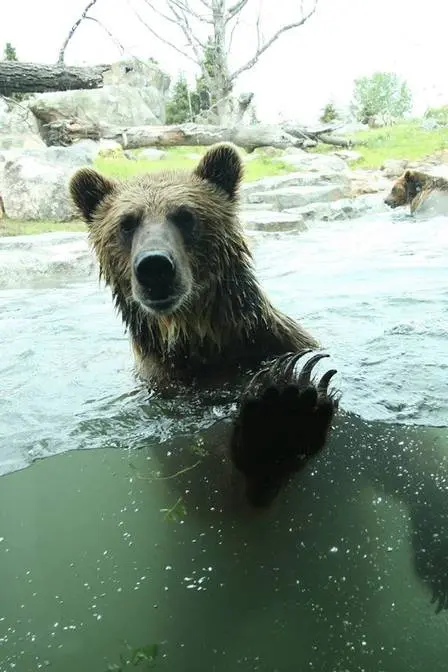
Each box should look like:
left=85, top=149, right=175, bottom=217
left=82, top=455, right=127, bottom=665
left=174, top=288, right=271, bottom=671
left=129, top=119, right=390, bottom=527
left=384, top=169, right=448, bottom=214
left=69, top=142, right=339, bottom=508
left=68, top=144, right=448, bottom=619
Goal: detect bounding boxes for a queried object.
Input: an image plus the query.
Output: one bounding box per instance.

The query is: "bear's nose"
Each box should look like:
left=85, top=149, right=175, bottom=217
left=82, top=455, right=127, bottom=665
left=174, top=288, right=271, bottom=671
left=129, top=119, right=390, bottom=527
left=133, top=251, right=175, bottom=299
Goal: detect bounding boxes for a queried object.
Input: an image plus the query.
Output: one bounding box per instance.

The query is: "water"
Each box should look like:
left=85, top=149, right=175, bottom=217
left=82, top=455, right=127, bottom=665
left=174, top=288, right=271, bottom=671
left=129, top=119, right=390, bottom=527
left=0, top=210, right=448, bottom=671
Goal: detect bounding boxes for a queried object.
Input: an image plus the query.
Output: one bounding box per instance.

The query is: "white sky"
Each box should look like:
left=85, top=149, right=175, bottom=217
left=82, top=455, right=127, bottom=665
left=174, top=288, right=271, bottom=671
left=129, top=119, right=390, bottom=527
left=1, top=0, right=447, bottom=123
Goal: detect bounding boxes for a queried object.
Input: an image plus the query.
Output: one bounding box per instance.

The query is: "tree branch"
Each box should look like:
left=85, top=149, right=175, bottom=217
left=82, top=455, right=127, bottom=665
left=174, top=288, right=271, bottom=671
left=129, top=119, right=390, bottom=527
left=167, top=1, right=207, bottom=50
left=140, top=0, right=180, bottom=25
left=166, top=1, right=209, bottom=61
left=230, top=0, right=318, bottom=82
left=84, top=17, right=126, bottom=55
left=169, top=0, right=213, bottom=23
left=129, top=2, right=200, bottom=65
left=227, top=7, right=242, bottom=51
left=57, top=0, right=99, bottom=65
left=226, top=0, right=249, bottom=23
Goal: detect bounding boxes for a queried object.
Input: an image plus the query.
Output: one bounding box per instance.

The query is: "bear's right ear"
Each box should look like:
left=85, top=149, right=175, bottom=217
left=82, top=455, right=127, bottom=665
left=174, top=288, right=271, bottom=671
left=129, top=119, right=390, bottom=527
left=70, top=168, right=116, bottom=222
left=194, top=143, right=243, bottom=200
left=404, top=170, right=413, bottom=181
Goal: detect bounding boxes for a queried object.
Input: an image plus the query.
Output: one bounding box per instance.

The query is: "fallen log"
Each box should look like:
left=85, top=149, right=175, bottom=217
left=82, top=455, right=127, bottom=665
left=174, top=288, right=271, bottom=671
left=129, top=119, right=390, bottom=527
left=102, top=122, right=305, bottom=151
left=0, top=61, right=111, bottom=96
left=31, top=119, right=306, bottom=151
left=28, top=101, right=357, bottom=151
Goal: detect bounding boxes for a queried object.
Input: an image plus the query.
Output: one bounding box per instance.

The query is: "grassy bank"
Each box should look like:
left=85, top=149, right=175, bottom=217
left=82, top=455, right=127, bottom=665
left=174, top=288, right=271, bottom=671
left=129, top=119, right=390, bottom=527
left=0, top=146, right=292, bottom=237
left=2, top=122, right=448, bottom=236
left=316, top=119, right=448, bottom=169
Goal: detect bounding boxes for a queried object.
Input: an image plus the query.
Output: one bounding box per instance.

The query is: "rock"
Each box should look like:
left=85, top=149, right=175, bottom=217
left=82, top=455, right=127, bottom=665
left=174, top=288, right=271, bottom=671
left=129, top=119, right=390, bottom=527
left=31, top=59, right=170, bottom=130
left=420, top=117, right=439, bottom=131
left=381, top=159, right=408, bottom=178
left=252, top=146, right=285, bottom=158
left=139, top=148, right=166, bottom=161
left=0, top=98, right=44, bottom=151
left=0, top=98, right=40, bottom=135
left=276, top=151, right=349, bottom=174
left=97, top=139, right=125, bottom=159
left=333, top=149, right=362, bottom=163
left=2, top=147, right=95, bottom=221
left=123, top=150, right=138, bottom=161
left=240, top=170, right=350, bottom=200
left=244, top=185, right=346, bottom=210
left=285, top=194, right=384, bottom=222
left=348, top=169, right=392, bottom=197
left=241, top=209, right=306, bottom=232
left=0, top=232, right=94, bottom=289
left=0, top=133, right=46, bottom=151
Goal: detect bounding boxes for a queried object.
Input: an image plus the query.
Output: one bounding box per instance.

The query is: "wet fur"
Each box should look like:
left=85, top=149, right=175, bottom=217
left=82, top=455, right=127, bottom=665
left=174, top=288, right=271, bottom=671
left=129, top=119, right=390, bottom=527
left=70, top=144, right=448, bottom=612
left=70, top=143, right=338, bottom=508
left=70, top=152, right=317, bottom=386
left=384, top=169, right=448, bottom=214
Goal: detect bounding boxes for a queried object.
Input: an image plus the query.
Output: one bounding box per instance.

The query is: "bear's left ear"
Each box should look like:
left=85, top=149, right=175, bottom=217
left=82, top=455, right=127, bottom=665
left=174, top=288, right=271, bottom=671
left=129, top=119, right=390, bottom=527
left=404, top=170, right=422, bottom=193
left=194, top=142, right=243, bottom=200
left=70, top=168, right=117, bottom=222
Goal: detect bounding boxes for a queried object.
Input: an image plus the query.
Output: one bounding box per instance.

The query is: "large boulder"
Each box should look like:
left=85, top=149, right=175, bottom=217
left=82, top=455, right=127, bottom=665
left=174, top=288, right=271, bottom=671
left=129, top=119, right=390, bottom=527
left=0, top=98, right=43, bottom=150
left=0, top=232, right=94, bottom=289
left=0, top=145, right=96, bottom=221
left=30, top=59, right=171, bottom=137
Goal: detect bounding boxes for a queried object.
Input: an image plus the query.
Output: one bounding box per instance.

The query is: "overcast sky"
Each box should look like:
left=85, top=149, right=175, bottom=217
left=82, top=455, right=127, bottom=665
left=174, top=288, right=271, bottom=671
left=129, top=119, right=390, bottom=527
left=1, top=0, right=447, bottom=122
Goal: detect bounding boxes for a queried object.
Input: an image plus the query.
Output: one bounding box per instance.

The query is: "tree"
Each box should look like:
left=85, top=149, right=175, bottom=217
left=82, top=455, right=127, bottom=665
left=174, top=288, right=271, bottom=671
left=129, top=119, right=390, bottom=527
left=351, top=72, right=412, bottom=124
left=130, top=0, right=318, bottom=124
left=320, top=101, right=338, bottom=124
left=3, top=42, right=25, bottom=102
left=194, top=37, right=218, bottom=117
left=166, top=73, right=199, bottom=124
left=166, top=38, right=228, bottom=124
left=4, top=42, right=18, bottom=61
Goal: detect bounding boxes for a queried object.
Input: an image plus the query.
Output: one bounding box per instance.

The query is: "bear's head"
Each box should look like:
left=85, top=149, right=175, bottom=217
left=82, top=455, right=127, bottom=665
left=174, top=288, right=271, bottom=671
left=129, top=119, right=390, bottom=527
left=384, top=170, right=425, bottom=209
left=70, top=143, right=250, bottom=329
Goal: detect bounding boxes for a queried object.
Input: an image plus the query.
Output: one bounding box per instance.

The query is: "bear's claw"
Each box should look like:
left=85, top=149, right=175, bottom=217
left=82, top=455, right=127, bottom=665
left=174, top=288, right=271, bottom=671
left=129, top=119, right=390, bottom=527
left=230, top=351, right=339, bottom=507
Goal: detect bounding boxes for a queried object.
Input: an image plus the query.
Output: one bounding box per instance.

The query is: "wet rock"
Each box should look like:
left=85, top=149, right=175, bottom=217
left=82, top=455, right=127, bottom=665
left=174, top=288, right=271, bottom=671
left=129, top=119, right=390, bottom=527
left=1, top=146, right=96, bottom=221
left=0, top=232, right=95, bottom=289
left=285, top=193, right=385, bottom=222
left=243, top=185, right=346, bottom=210
left=241, top=209, right=306, bottom=232
left=348, top=170, right=392, bottom=197
left=381, top=159, right=408, bottom=178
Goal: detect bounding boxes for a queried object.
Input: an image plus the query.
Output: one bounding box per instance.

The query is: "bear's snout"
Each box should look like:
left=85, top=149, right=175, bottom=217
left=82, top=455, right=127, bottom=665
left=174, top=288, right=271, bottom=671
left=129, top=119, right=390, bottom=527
left=384, top=196, right=398, bottom=208
left=133, top=250, right=176, bottom=302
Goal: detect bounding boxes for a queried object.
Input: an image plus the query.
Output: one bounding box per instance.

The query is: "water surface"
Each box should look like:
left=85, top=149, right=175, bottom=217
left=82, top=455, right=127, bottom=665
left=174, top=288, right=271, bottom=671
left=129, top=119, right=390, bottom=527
left=1, top=210, right=447, bottom=671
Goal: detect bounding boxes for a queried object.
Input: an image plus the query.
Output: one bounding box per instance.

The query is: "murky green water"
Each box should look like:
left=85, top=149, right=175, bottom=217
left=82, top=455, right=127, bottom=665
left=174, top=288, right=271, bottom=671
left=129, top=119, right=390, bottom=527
left=1, top=212, right=448, bottom=671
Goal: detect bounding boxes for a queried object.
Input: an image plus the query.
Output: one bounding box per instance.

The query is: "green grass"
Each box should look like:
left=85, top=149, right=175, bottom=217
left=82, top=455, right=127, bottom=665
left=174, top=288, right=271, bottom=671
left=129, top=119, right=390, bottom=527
left=0, top=146, right=293, bottom=237
left=95, top=146, right=293, bottom=181
left=0, top=218, right=86, bottom=237
left=315, top=120, right=448, bottom=169
left=3, top=124, right=448, bottom=237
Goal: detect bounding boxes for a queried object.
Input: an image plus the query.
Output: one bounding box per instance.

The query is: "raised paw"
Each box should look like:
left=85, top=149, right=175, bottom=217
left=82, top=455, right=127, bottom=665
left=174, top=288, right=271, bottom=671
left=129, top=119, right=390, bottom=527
left=230, top=351, right=339, bottom=507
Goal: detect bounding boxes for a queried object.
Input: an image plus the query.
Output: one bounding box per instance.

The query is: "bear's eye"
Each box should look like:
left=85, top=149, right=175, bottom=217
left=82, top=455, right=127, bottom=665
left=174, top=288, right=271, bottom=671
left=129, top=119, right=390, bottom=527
left=119, top=214, right=140, bottom=236
left=167, top=206, right=197, bottom=239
